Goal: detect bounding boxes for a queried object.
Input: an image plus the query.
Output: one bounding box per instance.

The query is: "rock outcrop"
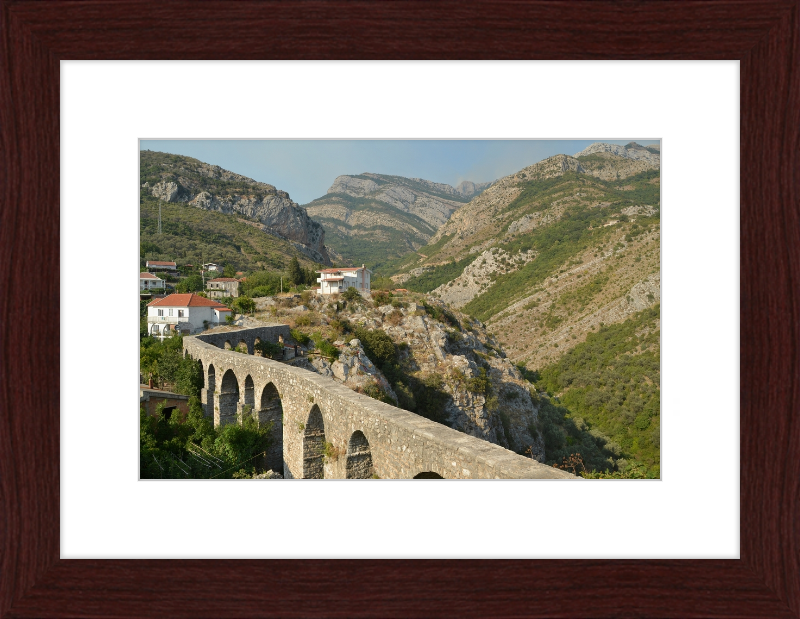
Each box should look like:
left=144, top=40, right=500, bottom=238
left=270, top=293, right=546, bottom=460
left=141, top=151, right=329, bottom=263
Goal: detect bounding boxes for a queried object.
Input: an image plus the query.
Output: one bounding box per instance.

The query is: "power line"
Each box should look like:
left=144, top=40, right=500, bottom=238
left=210, top=451, right=267, bottom=479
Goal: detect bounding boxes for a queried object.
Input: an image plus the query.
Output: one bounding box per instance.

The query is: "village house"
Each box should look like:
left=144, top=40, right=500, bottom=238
left=145, top=260, right=177, bottom=272
left=202, top=262, right=223, bottom=274
left=139, top=272, right=165, bottom=291
left=206, top=277, right=240, bottom=299
left=316, top=264, right=372, bottom=295
left=146, top=293, right=232, bottom=340
left=140, top=382, right=190, bottom=419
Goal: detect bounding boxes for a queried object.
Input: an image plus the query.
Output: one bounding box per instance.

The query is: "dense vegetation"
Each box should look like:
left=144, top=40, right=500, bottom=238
left=140, top=192, right=323, bottom=275
left=139, top=333, right=273, bottom=479
left=140, top=399, right=273, bottom=479
left=534, top=306, right=661, bottom=477
left=402, top=256, right=474, bottom=294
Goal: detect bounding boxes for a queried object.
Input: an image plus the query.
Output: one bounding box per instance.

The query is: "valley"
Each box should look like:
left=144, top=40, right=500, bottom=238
left=140, top=141, right=660, bottom=478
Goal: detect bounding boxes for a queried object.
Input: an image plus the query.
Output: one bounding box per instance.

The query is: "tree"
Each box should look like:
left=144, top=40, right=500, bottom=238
left=223, top=264, right=236, bottom=278
left=288, top=257, right=303, bottom=286
left=176, top=274, right=203, bottom=293
left=342, top=287, right=362, bottom=302
left=254, top=340, right=284, bottom=359
left=232, top=295, right=256, bottom=315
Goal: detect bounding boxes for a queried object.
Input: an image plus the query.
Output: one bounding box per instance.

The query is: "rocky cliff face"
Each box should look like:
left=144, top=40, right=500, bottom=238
left=456, top=180, right=493, bottom=198
left=140, top=151, right=329, bottom=264
left=256, top=293, right=546, bottom=460
left=304, top=172, right=492, bottom=268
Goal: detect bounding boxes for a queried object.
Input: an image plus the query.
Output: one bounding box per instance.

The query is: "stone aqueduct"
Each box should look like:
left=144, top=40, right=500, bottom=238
left=183, top=326, right=574, bottom=480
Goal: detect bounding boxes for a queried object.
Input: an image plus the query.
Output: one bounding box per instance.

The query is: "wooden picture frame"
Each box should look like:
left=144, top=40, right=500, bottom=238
left=1, top=1, right=798, bottom=617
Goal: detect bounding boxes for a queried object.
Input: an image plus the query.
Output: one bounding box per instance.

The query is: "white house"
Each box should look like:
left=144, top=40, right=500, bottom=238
left=202, top=263, right=223, bottom=274
left=145, top=260, right=177, bottom=272
left=316, top=264, right=371, bottom=295
left=146, top=293, right=232, bottom=340
left=140, top=272, right=165, bottom=291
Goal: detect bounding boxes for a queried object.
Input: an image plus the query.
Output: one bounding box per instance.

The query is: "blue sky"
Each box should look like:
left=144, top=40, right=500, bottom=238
left=139, top=139, right=659, bottom=205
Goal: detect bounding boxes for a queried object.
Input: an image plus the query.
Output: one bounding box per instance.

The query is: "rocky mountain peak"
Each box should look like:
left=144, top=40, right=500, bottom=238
left=140, top=151, right=330, bottom=264
left=574, top=142, right=660, bottom=165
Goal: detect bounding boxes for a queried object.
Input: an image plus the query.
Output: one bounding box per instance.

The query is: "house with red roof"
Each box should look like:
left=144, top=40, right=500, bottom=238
left=146, top=293, right=232, bottom=339
left=139, top=272, right=165, bottom=291
left=316, top=264, right=372, bottom=295
left=145, top=260, right=177, bottom=272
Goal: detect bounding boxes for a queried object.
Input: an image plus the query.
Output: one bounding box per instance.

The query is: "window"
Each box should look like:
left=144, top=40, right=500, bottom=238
left=158, top=309, right=163, bottom=316
left=178, top=310, right=184, bottom=317
left=169, top=309, right=173, bottom=316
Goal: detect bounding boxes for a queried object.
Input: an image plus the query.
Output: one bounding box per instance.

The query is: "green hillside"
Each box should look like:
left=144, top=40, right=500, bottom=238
left=139, top=193, right=322, bottom=273
left=536, top=306, right=661, bottom=477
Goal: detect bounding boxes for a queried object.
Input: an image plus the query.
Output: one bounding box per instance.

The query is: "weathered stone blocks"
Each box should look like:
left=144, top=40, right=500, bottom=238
left=184, top=327, right=575, bottom=480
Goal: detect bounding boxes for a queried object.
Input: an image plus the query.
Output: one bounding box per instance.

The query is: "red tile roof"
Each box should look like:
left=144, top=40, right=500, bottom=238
left=140, top=272, right=162, bottom=279
left=146, top=261, right=176, bottom=266
left=208, top=277, right=239, bottom=282
left=317, top=268, right=343, bottom=273
left=147, top=293, right=230, bottom=309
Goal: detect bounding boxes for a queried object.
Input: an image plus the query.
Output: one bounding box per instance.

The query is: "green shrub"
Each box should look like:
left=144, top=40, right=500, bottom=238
left=254, top=340, right=284, bottom=359
left=467, top=368, right=491, bottom=394
left=290, top=328, right=310, bottom=346
left=312, top=333, right=340, bottom=359
left=342, top=287, right=362, bottom=302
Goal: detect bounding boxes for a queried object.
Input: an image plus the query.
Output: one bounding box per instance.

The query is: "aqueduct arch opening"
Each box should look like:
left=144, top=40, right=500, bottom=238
left=260, top=383, right=284, bottom=474
left=238, top=339, right=248, bottom=354
left=218, top=369, right=239, bottom=426
left=303, top=404, right=326, bottom=479
left=183, top=326, right=577, bottom=480
left=346, top=430, right=374, bottom=479
left=207, top=364, right=216, bottom=395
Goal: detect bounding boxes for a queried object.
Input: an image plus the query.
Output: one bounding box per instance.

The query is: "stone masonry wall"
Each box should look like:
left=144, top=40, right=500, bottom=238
left=184, top=327, right=575, bottom=480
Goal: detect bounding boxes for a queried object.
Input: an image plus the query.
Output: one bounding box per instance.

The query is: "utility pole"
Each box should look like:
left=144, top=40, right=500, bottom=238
left=280, top=277, right=283, bottom=294
left=158, top=200, right=162, bottom=235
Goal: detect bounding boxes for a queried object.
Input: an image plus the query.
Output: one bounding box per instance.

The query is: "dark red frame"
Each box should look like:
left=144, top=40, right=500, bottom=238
left=1, top=1, right=798, bottom=617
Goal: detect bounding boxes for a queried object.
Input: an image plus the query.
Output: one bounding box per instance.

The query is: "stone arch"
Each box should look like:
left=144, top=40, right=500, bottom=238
left=242, top=375, right=255, bottom=419
left=197, top=360, right=204, bottom=389
left=207, top=364, right=216, bottom=395
left=345, top=430, right=374, bottom=479
left=238, top=339, right=248, bottom=354
left=223, top=340, right=232, bottom=350
left=303, top=404, right=326, bottom=479
left=413, top=472, right=444, bottom=479
left=259, top=383, right=284, bottom=474
left=218, top=369, right=239, bottom=425
left=253, top=337, right=262, bottom=357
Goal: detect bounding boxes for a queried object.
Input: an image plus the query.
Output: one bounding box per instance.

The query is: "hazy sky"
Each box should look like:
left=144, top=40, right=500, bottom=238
left=139, top=139, right=659, bottom=205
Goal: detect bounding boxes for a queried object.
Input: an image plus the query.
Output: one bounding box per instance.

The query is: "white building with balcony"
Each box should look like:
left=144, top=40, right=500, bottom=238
left=140, top=272, right=165, bottom=291
left=145, top=260, right=177, bottom=272
left=146, top=293, right=232, bottom=340
left=316, top=265, right=371, bottom=295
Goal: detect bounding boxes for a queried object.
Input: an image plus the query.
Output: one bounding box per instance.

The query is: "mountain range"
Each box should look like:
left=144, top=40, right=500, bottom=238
left=394, top=142, right=661, bottom=368
left=303, top=173, right=491, bottom=269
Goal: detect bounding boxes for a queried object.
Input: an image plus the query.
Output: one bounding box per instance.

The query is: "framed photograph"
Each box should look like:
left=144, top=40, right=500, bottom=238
left=2, top=1, right=798, bottom=617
